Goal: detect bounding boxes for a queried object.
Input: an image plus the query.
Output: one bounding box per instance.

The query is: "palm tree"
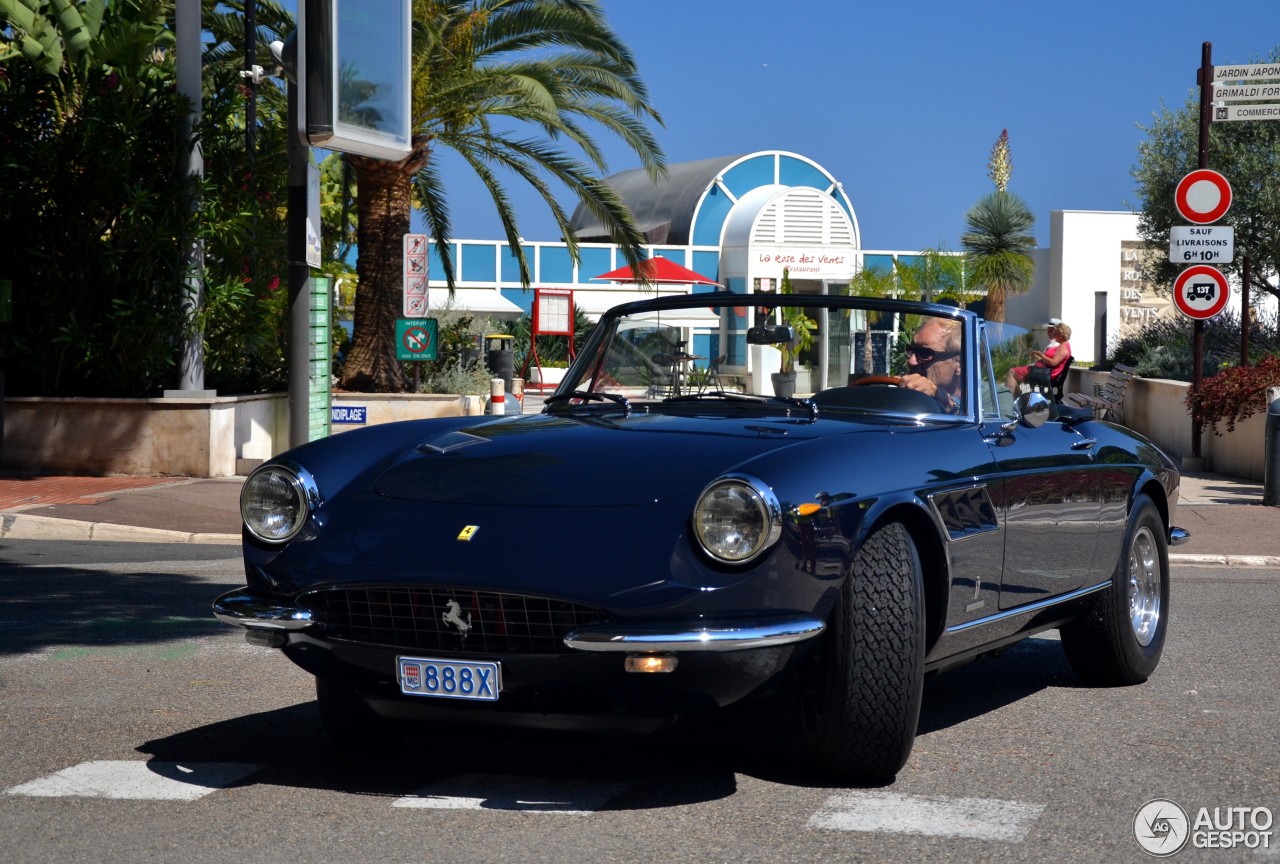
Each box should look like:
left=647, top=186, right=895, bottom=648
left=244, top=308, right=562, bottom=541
left=845, top=265, right=896, bottom=373
left=339, top=0, right=666, bottom=391
left=961, top=132, right=1035, bottom=323
left=961, top=191, right=1036, bottom=323
left=893, top=248, right=965, bottom=304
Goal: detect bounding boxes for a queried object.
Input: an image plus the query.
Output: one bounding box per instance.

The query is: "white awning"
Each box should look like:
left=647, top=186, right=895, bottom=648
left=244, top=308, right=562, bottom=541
left=570, top=288, right=721, bottom=330
left=428, top=288, right=524, bottom=320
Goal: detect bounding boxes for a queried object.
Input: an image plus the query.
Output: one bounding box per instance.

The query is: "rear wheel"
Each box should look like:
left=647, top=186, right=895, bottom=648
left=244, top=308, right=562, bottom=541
left=1060, top=494, right=1169, bottom=685
left=794, top=521, right=924, bottom=784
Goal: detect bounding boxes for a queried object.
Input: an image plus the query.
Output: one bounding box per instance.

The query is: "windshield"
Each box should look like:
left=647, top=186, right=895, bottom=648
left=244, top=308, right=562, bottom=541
left=553, top=292, right=983, bottom=419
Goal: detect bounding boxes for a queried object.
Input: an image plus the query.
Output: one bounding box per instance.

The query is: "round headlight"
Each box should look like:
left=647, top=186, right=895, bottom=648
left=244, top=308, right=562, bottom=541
left=241, top=464, right=315, bottom=543
left=693, top=475, right=781, bottom=564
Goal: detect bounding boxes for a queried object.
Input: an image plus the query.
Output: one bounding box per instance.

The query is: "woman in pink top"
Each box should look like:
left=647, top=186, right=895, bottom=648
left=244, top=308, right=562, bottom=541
left=1006, top=322, right=1072, bottom=392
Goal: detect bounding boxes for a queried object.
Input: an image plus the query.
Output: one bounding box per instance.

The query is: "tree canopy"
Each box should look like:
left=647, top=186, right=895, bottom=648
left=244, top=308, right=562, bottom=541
left=338, top=0, right=667, bottom=392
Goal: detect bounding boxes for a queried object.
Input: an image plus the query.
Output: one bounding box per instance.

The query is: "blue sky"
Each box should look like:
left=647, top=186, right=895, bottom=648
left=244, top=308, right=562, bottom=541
left=418, top=0, right=1278, bottom=253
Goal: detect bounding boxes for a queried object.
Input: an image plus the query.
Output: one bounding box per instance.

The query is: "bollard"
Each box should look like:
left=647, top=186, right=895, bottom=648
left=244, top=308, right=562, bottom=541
left=487, top=378, right=505, bottom=415
left=1264, top=387, right=1280, bottom=506
left=511, top=377, right=524, bottom=415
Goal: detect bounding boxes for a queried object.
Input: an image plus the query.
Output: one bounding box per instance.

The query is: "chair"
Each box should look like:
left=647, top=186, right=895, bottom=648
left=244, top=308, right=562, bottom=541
left=1030, top=355, right=1073, bottom=403
left=1051, top=356, right=1073, bottom=403
left=700, top=354, right=729, bottom=393
left=650, top=353, right=678, bottom=396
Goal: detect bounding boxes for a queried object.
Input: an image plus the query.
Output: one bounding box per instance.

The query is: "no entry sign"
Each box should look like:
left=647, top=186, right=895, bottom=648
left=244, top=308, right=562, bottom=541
left=1172, top=265, right=1230, bottom=320
left=1174, top=169, right=1232, bottom=224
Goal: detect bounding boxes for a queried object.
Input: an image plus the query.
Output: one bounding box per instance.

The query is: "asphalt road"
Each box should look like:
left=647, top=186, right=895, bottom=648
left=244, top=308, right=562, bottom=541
left=0, top=540, right=1276, bottom=863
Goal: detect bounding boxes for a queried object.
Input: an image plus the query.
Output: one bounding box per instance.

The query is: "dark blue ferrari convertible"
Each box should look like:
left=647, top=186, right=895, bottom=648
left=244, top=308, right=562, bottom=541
left=215, top=292, right=1187, bottom=783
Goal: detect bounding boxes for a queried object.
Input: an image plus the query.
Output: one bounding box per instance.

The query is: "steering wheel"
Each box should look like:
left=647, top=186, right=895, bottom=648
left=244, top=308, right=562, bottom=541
left=849, top=375, right=903, bottom=387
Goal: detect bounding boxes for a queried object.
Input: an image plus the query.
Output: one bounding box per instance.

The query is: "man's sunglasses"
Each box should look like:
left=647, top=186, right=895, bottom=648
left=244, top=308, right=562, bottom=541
left=908, top=344, right=960, bottom=363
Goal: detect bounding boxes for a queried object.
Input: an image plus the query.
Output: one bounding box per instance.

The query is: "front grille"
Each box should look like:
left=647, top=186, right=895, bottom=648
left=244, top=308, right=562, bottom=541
left=300, top=587, right=612, bottom=654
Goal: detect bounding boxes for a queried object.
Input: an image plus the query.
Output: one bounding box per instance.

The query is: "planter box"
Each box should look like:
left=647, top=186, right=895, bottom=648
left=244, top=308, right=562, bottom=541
left=528, top=366, right=567, bottom=386
left=3, top=391, right=486, bottom=478
left=1068, top=368, right=1267, bottom=481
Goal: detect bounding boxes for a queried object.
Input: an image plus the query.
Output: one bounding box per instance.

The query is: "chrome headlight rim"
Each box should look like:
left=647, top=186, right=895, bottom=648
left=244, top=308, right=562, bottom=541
left=692, top=473, right=783, bottom=565
left=240, top=462, right=319, bottom=544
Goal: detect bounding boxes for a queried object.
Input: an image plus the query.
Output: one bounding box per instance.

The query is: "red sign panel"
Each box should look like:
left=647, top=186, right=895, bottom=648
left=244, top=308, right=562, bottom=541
left=533, top=288, right=574, bottom=335
left=1172, top=265, right=1230, bottom=320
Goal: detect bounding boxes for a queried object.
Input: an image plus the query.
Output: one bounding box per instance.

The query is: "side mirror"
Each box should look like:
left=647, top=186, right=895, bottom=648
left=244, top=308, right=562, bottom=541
left=999, top=391, right=1051, bottom=435
left=1016, top=391, right=1051, bottom=428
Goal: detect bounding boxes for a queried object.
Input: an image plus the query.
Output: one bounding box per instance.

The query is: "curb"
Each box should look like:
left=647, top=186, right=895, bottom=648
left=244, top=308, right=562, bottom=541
left=1170, top=552, right=1280, bottom=568
left=0, top=513, right=240, bottom=545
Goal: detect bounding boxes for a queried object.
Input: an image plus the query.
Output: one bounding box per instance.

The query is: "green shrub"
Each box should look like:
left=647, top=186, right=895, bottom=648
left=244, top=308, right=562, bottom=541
left=1106, top=310, right=1280, bottom=381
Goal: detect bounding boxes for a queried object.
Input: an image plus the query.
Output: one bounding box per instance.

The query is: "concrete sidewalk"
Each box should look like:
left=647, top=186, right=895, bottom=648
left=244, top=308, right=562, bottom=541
left=0, top=470, right=1276, bottom=565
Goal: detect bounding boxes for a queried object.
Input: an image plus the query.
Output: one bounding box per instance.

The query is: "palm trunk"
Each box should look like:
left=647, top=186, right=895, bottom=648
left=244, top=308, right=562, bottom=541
left=984, top=285, right=1007, bottom=324
left=337, top=152, right=421, bottom=392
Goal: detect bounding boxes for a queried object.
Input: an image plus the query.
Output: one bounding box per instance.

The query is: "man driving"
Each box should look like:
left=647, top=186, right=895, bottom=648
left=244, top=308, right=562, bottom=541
left=899, top=317, right=963, bottom=414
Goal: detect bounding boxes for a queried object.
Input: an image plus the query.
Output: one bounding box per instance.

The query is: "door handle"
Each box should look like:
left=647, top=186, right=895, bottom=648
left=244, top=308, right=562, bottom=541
left=1070, top=438, right=1097, bottom=451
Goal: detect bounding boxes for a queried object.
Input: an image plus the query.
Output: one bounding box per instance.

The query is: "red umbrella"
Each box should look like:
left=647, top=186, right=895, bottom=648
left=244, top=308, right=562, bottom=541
left=591, top=255, right=720, bottom=286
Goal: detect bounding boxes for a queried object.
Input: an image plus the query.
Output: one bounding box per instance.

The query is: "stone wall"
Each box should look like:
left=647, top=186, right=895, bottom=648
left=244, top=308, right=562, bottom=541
left=1069, top=369, right=1267, bottom=480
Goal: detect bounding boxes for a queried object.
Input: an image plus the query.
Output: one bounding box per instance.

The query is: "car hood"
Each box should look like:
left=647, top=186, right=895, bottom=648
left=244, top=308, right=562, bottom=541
left=372, top=411, right=852, bottom=507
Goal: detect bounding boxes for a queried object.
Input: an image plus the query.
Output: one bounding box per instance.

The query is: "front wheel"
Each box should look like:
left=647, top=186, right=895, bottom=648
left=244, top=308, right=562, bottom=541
left=1060, top=494, right=1169, bottom=685
left=793, top=521, right=924, bottom=784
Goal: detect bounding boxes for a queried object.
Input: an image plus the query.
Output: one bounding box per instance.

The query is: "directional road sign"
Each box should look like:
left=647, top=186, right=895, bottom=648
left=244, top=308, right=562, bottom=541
left=1213, top=103, right=1280, bottom=123
left=1172, top=265, right=1230, bottom=321
left=1213, top=63, right=1280, bottom=83
left=1212, top=83, right=1280, bottom=101
left=1169, top=225, right=1234, bottom=264
left=1174, top=169, right=1232, bottom=224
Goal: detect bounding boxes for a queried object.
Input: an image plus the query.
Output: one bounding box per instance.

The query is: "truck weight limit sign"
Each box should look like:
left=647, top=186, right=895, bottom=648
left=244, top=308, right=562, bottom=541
left=1172, top=265, right=1230, bottom=320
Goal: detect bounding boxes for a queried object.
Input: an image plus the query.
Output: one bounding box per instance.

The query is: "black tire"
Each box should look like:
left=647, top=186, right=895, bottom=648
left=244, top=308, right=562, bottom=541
left=1060, top=494, right=1169, bottom=686
left=794, top=521, right=924, bottom=784
left=315, top=675, right=395, bottom=751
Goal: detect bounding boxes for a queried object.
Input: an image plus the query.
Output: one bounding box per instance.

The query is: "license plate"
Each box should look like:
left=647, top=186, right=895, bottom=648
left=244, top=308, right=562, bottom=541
left=397, top=656, right=501, bottom=701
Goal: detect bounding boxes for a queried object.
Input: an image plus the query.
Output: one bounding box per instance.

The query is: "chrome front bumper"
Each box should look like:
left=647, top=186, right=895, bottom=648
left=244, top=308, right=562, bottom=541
left=563, top=616, right=825, bottom=652
left=213, top=589, right=825, bottom=652
left=213, top=590, right=316, bottom=631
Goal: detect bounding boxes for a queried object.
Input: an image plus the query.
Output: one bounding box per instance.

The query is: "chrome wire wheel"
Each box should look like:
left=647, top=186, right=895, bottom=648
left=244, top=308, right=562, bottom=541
left=1127, top=524, right=1161, bottom=646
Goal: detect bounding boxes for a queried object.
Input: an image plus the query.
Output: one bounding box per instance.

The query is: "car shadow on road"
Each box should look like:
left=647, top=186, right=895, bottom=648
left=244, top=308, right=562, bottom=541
left=135, top=636, right=1083, bottom=800
left=136, top=702, right=741, bottom=809
left=916, top=634, right=1078, bottom=736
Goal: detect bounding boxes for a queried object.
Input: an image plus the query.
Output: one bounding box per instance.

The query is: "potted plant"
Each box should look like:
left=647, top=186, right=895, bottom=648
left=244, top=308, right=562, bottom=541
left=771, top=269, right=816, bottom=398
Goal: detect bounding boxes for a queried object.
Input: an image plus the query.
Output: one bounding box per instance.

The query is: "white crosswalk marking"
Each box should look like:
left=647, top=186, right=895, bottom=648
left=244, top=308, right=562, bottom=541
left=808, top=791, right=1045, bottom=841
left=5, top=760, right=262, bottom=801
left=393, top=774, right=627, bottom=814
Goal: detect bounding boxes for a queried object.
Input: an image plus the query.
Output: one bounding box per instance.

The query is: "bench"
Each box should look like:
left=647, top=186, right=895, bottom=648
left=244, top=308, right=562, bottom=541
left=1063, top=363, right=1136, bottom=423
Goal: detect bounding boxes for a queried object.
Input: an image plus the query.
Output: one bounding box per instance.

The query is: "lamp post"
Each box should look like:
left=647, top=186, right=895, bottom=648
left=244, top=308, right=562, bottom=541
left=172, top=0, right=209, bottom=395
